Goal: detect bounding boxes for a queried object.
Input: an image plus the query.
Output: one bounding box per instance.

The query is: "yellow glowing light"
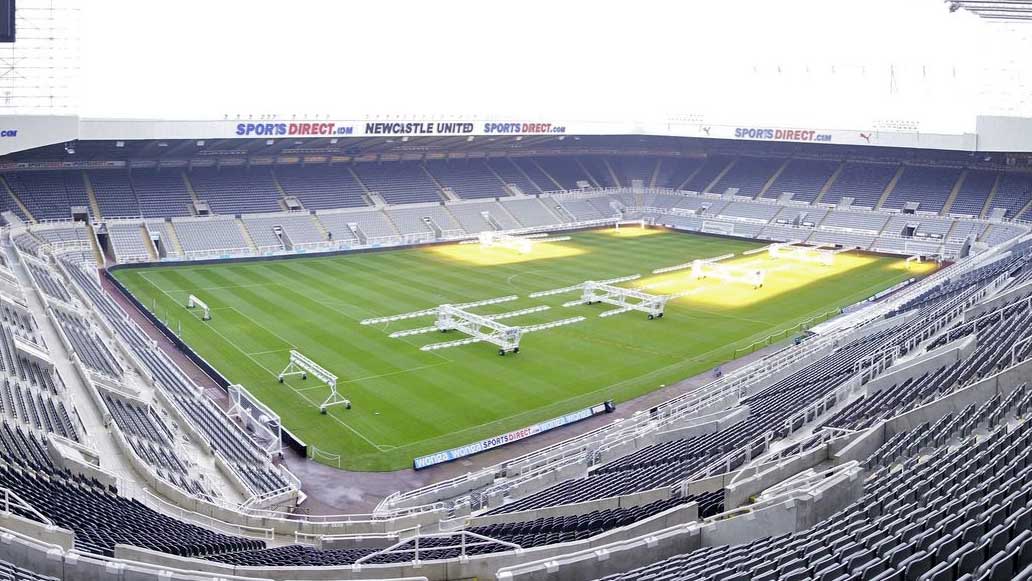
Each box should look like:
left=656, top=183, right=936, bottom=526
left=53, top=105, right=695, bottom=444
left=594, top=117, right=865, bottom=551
left=426, top=240, right=585, bottom=265
left=635, top=252, right=938, bottom=308
left=601, top=226, right=664, bottom=238
left=890, top=259, right=939, bottom=274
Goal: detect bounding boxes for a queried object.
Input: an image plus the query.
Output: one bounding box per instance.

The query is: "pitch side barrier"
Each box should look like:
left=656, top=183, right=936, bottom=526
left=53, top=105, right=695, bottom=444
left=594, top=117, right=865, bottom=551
left=412, top=401, right=615, bottom=470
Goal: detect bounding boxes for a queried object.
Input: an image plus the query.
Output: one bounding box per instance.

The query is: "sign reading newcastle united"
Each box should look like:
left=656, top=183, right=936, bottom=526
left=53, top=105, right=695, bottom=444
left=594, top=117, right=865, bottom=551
left=413, top=401, right=613, bottom=470
left=365, top=121, right=475, bottom=136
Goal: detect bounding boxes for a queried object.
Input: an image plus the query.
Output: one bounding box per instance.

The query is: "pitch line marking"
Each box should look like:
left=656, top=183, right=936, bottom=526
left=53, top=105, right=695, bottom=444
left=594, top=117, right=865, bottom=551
left=224, top=306, right=296, bottom=352
left=132, top=244, right=918, bottom=459
left=243, top=355, right=392, bottom=452
left=293, top=384, right=326, bottom=393
left=158, top=282, right=282, bottom=293
left=135, top=272, right=391, bottom=452
left=340, top=361, right=450, bottom=385
left=246, top=348, right=293, bottom=357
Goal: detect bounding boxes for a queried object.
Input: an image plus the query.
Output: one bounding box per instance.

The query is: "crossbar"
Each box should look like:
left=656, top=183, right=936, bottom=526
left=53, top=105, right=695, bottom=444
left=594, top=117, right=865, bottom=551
left=186, top=294, right=211, bottom=320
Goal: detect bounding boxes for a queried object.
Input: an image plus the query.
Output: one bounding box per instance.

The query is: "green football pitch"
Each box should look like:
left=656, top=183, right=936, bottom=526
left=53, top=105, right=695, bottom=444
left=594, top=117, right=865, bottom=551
left=113, top=229, right=930, bottom=471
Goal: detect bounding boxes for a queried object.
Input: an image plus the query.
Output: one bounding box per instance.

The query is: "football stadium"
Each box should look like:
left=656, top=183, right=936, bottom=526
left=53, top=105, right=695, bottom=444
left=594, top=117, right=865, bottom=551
left=2, top=1, right=1032, bottom=580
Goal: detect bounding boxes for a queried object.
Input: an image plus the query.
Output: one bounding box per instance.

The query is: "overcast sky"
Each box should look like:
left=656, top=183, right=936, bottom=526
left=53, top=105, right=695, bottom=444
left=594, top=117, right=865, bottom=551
left=75, top=0, right=1028, bottom=131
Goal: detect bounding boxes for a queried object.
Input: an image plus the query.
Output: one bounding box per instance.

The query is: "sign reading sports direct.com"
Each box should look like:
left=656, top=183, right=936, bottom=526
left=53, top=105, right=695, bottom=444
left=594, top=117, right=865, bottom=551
left=234, top=122, right=353, bottom=136
left=233, top=120, right=568, bottom=138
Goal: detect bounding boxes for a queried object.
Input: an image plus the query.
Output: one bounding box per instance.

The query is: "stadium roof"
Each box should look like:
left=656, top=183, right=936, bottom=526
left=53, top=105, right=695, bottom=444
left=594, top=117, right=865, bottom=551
left=5, top=113, right=1032, bottom=160
left=949, top=0, right=1032, bottom=20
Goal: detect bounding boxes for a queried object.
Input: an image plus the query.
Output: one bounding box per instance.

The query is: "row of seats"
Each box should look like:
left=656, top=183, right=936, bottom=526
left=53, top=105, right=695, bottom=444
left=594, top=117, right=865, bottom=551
left=597, top=401, right=1032, bottom=581
left=3, top=171, right=89, bottom=221
left=106, top=222, right=151, bottom=261
left=0, top=420, right=54, bottom=472
left=206, top=492, right=724, bottom=568
left=101, top=393, right=213, bottom=499
left=0, top=380, right=76, bottom=440
left=826, top=297, right=1032, bottom=432
left=895, top=252, right=1030, bottom=314
left=52, top=310, right=123, bottom=379
left=57, top=259, right=291, bottom=497
left=24, top=261, right=71, bottom=303
left=0, top=320, right=57, bottom=393
left=189, top=166, right=282, bottom=215
left=484, top=253, right=1032, bottom=519
left=12, top=189, right=1020, bottom=265
left=0, top=557, right=58, bottom=581
left=241, top=213, right=326, bottom=247
left=0, top=461, right=261, bottom=558
left=172, top=218, right=247, bottom=253
left=4, top=157, right=1028, bottom=221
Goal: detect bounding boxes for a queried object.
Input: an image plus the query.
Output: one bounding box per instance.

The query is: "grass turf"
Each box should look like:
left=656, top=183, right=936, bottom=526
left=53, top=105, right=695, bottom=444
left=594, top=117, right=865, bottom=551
left=114, top=228, right=933, bottom=471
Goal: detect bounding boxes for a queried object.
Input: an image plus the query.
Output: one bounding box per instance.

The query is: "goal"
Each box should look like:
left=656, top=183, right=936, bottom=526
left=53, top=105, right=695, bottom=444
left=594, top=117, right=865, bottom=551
left=692, top=260, right=765, bottom=289
left=185, top=294, right=211, bottom=320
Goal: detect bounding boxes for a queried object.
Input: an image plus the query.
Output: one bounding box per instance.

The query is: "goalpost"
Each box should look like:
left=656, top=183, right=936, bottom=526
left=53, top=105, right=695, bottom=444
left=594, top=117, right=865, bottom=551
left=473, top=231, right=572, bottom=255
left=226, top=383, right=282, bottom=457
left=692, top=260, right=766, bottom=289
left=278, top=350, right=351, bottom=413
left=769, top=242, right=836, bottom=266
left=186, top=294, right=211, bottom=320
left=614, top=219, right=647, bottom=231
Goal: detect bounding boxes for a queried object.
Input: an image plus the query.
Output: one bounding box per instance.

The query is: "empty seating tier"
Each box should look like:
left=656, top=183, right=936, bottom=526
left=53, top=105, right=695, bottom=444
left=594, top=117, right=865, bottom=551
left=882, top=165, right=962, bottom=213
left=763, top=158, right=840, bottom=202
left=274, top=164, right=369, bottom=209
left=130, top=169, right=194, bottom=218
left=824, top=162, right=899, bottom=208
left=424, top=159, right=509, bottom=199
left=351, top=162, right=442, bottom=205
left=188, top=166, right=282, bottom=215
left=710, top=156, right=784, bottom=197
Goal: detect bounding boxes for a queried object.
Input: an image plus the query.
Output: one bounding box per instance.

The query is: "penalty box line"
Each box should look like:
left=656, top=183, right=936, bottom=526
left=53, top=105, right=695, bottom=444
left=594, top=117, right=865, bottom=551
left=222, top=331, right=392, bottom=452
left=137, top=273, right=391, bottom=452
